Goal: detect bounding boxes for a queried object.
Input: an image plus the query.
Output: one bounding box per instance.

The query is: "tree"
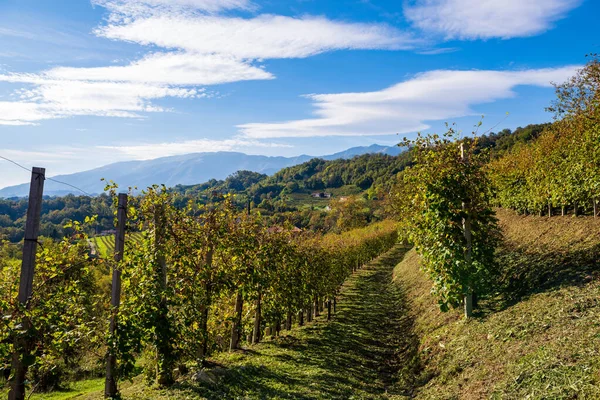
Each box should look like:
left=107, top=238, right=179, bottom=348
left=396, top=126, right=501, bottom=317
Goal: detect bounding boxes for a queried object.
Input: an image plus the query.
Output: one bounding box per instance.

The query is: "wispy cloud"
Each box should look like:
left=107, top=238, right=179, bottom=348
left=0, top=0, right=415, bottom=126
left=238, top=66, right=579, bottom=138
left=99, top=138, right=292, bottom=159
left=404, top=0, right=582, bottom=39
left=96, top=14, right=416, bottom=58
left=417, top=47, right=460, bottom=55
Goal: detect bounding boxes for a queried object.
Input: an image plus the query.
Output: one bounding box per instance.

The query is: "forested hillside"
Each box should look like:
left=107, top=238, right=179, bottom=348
left=0, top=126, right=546, bottom=243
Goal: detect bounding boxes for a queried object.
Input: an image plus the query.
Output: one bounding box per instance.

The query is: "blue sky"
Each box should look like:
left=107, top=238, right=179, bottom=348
left=0, top=0, right=598, bottom=187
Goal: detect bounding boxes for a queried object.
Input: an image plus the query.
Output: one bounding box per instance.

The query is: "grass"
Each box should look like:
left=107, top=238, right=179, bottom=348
left=15, top=209, right=600, bottom=399
left=392, top=209, right=600, bottom=399
left=73, top=245, right=415, bottom=399
left=90, top=232, right=144, bottom=258
left=1, top=379, right=104, bottom=400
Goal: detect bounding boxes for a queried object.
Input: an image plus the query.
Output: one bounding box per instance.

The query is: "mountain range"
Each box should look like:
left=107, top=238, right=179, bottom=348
left=0, top=144, right=404, bottom=197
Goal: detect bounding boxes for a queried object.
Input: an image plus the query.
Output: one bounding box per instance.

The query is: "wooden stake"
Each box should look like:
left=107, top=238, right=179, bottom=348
left=9, top=167, right=45, bottom=400
left=105, top=193, right=127, bottom=398
left=460, top=143, right=473, bottom=319
left=230, top=291, right=243, bottom=350
left=154, top=203, right=174, bottom=386
left=252, top=293, right=261, bottom=344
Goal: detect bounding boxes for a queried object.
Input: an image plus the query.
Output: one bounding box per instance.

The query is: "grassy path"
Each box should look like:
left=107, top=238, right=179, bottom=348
left=106, top=244, right=417, bottom=400
left=39, top=244, right=415, bottom=400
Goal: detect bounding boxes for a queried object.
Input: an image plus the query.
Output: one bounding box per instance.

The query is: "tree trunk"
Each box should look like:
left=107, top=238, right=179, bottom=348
left=464, top=293, right=473, bottom=318
left=286, top=312, right=292, bottom=330
left=574, top=202, right=578, bottom=216
left=252, top=293, right=261, bottom=344
left=562, top=205, right=565, bottom=216
left=314, top=297, right=320, bottom=317
left=229, top=291, right=243, bottom=351
left=333, top=297, right=337, bottom=313
left=306, top=307, right=312, bottom=323
left=327, top=299, right=332, bottom=321
left=548, top=202, right=552, bottom=217
left=298, top=310, right=304, bottom=326
left=594, top=199, right=598, bottom=218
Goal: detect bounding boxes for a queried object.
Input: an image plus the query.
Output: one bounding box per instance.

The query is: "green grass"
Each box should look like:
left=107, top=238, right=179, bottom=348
left=91, top=232, right=145, bottom=258
left=74, top=245, right=414, bottom=399
left=392, top=209, right=600, bottom=399
left=0, top=378, right=104, bottom=400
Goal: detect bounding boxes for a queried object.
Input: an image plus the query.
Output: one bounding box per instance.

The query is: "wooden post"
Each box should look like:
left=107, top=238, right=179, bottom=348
left=9, top=167, right=45, bottom=400
left=460, top=143, right=473, bottom=319
left=252, top=293, right=261, bottom=344
left=154, top=204, right=173, bottom=387
left=594, top=199, right=598, bottom=219
left=105, top=193, right=127, bottom=398
left=286, top=312, right=292, bottom=331
left=230, top=291, right=243, bottom=350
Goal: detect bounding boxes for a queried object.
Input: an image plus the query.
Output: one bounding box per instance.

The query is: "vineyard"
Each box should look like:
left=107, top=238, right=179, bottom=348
left=1, top=58, right=600, bottom=400
left=90, top=232, right=144, bottom=258
left=0, top=185, right=398, bottom=399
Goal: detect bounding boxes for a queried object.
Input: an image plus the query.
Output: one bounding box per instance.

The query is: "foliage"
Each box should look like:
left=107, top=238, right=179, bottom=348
left=489, top=58, right=600, bottom=216
left=107, top=185, right=398, bottom=386
left=394, top=126, right=500, bottom=312
left=1, top=221, right=104, bottom=393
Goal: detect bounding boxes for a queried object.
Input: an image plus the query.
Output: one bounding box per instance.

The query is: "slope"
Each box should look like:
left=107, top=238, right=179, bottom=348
left=393, top=209, right=600, bottom=399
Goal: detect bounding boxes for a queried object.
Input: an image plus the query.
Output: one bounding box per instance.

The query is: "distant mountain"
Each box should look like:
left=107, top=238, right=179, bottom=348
left=0, top=144, right=403, bottom=197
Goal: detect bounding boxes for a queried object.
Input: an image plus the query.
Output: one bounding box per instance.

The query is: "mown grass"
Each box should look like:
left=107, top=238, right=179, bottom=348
left=393, top=209, right=600, bottom=399
left=72, top=245, right=415, bottom=399
left=91, top=232, right=145, bottom=258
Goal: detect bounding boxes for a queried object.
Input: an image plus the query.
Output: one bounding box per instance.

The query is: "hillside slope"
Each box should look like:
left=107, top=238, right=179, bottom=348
left=393, top=210, right=600, bottom=399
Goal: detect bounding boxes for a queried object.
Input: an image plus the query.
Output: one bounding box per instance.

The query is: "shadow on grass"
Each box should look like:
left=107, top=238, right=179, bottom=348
left=476, top=242, right=600, bottom=317
left=170, top=245, right=420, bottom=400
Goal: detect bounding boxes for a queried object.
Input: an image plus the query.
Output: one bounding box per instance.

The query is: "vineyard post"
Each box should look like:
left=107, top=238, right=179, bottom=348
left=105, top=193, right=127, bottom=398
left=461, top=143, right=474, bottom=318
left=252, top=292, right=261, bottom=344
left=286, top=312, right=292, bottom=330
left=8, top=167, right=45, bottom=400
left=154, top=203, right=174, bottom=386
left=230, top=291, right=243, bottom=350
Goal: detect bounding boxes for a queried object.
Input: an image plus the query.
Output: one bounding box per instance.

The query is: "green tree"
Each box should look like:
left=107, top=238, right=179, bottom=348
left=396, top=126, right=501, bottom=317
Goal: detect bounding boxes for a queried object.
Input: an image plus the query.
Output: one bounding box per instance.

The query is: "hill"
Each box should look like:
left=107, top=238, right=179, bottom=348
left=393, top=209, right=600, bottom=398
left=0, top=144, right=403, bottom=198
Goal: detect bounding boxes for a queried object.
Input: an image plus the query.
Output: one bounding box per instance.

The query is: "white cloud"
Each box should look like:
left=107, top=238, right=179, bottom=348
left=93, top=0, right=253, bottom=16
left=46, top=52, right=273, bottom=85
left=404, top=0, right=581, bottom=39
left=96, top=14, right=416, bottom=59
left=0, top=74, right=205, bottom=124
left=0, top=0, right=414, bottom=126
left=99, top=138, right=292, bottom=159
left=238, top=66, right=579, bottom=138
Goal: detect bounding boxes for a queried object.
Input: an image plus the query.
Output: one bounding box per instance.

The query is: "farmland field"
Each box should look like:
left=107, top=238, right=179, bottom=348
left=90, top=232, right=145, bottom=258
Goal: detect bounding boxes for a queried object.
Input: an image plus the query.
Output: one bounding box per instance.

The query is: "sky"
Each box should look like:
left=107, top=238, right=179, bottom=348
left=0, top=0, right=598, bottom=188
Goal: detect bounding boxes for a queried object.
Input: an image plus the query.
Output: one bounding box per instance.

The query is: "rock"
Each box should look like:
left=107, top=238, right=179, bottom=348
left=192, top=370, right=216, bottom=385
